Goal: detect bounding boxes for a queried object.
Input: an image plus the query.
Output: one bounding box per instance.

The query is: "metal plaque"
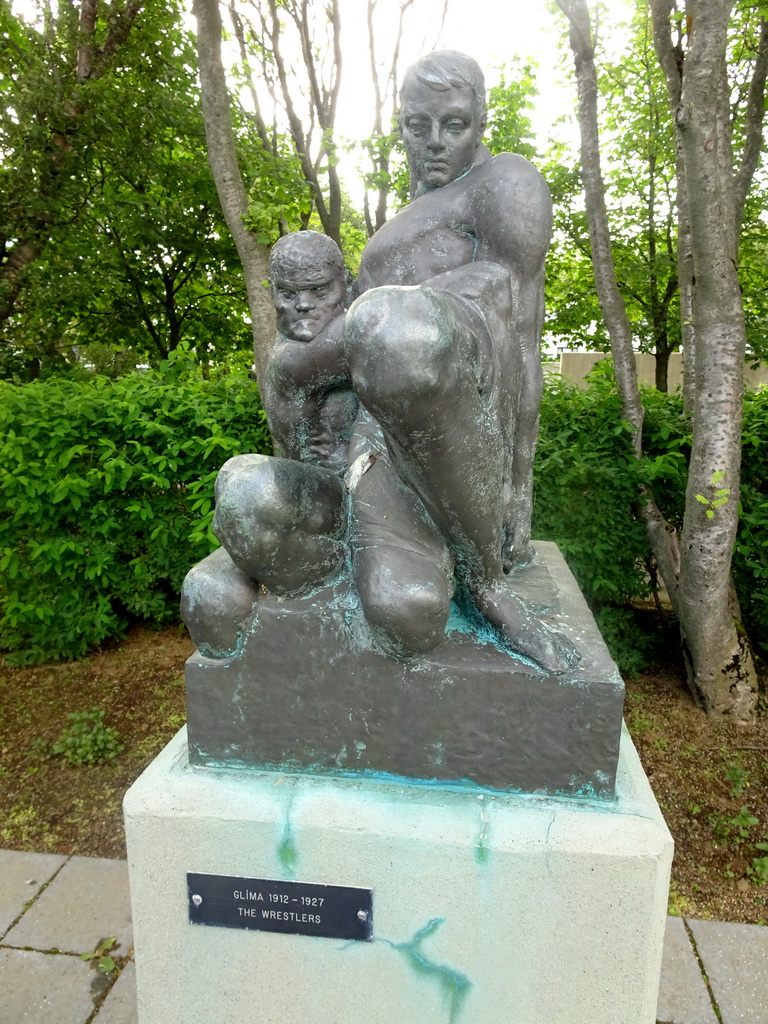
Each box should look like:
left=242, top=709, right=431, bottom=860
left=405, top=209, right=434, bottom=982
left=187, top=872, right=373, bottom=941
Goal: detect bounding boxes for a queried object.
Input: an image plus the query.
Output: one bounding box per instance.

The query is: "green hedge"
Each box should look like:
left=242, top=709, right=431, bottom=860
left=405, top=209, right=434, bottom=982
left=533, top=372, right=650, bottom=605
left=735, top=388, right=768, bottom=657
left=3, top=355, right=768, bottom=666
left=534, top=369, right=692, bottom=607
left=536, top=369, right=768, bottom=663
left=0, top=350, right=270, bottom=664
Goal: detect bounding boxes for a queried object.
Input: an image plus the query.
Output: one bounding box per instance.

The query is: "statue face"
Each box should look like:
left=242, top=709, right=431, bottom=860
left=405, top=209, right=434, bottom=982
left=400, top=79, right=485, bottom=192
left=271, top=266, right=346, bottom=342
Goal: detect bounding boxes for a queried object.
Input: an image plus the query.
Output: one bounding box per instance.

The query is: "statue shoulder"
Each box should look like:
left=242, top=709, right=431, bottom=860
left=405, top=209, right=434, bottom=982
left=470, top=153, right=552, bottom=269
left=479, top=152, right=551, bottom=204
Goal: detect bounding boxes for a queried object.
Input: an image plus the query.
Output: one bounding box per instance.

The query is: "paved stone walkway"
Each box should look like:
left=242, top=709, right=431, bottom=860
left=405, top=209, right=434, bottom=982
left=1, top=848, right=766, bottom=1022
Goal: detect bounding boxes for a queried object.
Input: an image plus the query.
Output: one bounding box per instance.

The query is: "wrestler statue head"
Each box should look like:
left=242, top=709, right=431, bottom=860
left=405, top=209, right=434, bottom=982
left=399, top=50, right=489, bottom=198
left=269, top=230, right=347, bottom=343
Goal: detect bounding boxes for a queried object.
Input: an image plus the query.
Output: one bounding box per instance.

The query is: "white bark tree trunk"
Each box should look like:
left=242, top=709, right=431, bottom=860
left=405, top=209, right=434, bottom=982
left=558, top=0, right=757, bottom=722
left=193, top=0, right=275, bottom=382
left=652, top=28, right=696, bottom=410
left=672, top=0, right=756, bottom=719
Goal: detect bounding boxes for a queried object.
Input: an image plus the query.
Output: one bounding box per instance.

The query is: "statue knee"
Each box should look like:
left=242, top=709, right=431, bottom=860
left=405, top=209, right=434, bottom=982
left=346, top=288, right=451, bottom=414
left=358, top=560, right=451, bottom=657
left=365, top=583, right=450, bottom=657
left=213, top=454, right=346, bottom=592
left=212, top=454, right=280, bottom=563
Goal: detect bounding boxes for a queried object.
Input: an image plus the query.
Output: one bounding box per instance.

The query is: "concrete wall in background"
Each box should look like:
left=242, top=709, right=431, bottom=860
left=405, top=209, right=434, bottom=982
left=558, top=352, right=768, bottom=391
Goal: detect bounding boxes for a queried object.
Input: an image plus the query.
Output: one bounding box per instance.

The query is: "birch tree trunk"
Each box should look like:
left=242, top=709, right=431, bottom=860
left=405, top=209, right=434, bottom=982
left=670, top=0, right=756, bottom=718
left=649, top=3, right=696, bottom=410
left=558, top=0, right=757, bottom=721
left=193, top=0, right=275, bottom=381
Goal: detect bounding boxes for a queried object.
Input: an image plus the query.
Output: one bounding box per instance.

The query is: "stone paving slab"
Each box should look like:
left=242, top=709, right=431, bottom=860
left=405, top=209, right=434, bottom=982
left=94, top=961, right=138, bottom=1024
left=687, top=918, right=768, bottom=1024
left=0, top=947, right=105, bottom=1024
left=0, top=849, right=67, bottom=937
left=4, top=855, right=133, bottom=957
left=656, top=916, right=718, bottom=1024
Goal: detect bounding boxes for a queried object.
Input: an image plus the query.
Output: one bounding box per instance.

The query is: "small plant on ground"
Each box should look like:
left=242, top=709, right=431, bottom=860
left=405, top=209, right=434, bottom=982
left=709, top=805, right=759, bottom=847
left=81, top=937, right=118, bottom=973
left=667, top=880, right=699, bottom=918
left=51, top=708, right=124, bottom=766
left=748, top=849, right=768, bottom=886
left=624, top=698, right=655, bottom=735
left=724, top=759, right=751, bottom=797
left=731, top=807, right=759, bottom=842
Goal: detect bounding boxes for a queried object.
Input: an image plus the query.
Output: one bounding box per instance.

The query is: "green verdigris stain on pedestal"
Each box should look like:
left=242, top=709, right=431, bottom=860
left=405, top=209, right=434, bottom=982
left=383, top=918, right=471, bottom=1024
left=277, top=783, right=299, bottom=878
left=475, top=796, right=492, bottom=866
left=278, top=827, right=298, bottom=877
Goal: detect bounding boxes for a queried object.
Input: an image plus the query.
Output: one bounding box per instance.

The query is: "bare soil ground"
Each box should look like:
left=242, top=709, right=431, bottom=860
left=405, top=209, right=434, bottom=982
left=0, top=626, right=192, bottom=861
left=1, top=625, right=767, bottom=923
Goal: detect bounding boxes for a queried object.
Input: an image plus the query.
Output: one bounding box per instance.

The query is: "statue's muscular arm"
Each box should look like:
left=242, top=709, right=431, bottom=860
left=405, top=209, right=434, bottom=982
left=471, top=153, right=552, bottom=564
left=263, top=317, right=351, bottom=464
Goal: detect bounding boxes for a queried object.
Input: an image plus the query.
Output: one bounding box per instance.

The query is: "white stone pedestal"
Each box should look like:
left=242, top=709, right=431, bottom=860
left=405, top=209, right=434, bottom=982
left=124, top=726, right=672, bottom=1024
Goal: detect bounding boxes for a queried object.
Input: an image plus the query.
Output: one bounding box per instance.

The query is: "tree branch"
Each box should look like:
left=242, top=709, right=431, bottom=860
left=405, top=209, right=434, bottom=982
left=734, top=16, right=768, bottom=233
left=226, top=2, right=271, bottom=151
left=193, top=0, right=274, bottom=379
left=98, top=1, right=144, bottom=69
left=75, top=0, right=97, bottom=81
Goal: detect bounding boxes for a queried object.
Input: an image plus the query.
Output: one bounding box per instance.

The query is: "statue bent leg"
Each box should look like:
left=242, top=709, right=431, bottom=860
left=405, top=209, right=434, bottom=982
left=181, top=453, right=347, bottom=656
left=346, top=411, right=454, bottom=658
left=345, top=283, right=576, bottom=673
left=212, top=453, right=347, bottom=594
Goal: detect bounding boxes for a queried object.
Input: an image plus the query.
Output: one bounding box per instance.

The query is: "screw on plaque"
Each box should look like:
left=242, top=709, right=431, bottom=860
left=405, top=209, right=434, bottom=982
left=192, top=894, right=203, bottom=906
left=357, top=910, right=368, bottom=922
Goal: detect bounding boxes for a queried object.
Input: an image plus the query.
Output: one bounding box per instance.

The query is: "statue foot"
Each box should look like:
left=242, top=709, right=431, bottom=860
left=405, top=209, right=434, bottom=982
left=502, top=521, right=535, bottom=571
left=474, top=583, right=581, bottom=674
left=502, top=541, right=535, bottom=572
left=181, top=547, right=261, bottom=659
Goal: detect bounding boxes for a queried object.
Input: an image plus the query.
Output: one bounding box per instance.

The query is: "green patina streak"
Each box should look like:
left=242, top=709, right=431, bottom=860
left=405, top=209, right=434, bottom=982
left=384, top=918, right=471, bottom=1024
left=475, top=801, right=491, bottom=866
left=277, top=785, right=299, bottom=877
left=278, top=826, right=298, bottom=875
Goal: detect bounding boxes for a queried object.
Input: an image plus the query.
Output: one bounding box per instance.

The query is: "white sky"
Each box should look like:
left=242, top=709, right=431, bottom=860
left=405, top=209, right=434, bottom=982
left=335, top=0, right=635, bottom=154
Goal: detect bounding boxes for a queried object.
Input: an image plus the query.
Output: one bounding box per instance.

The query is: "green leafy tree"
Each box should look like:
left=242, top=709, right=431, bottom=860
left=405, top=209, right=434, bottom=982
left=549, top=1, right=768, bottom=393
left=485, top=60, right=539, bottom=161
left=481, top=60, right=610, bottom=358
left=0, top=2, right=156, bottom=342
left=1, top=1, right=267, bottom=378
left=544, top=4, right=680, bottom=388
left=596, top=9, right=679, bottom=390
left=223, top=0, right=345, bottom=248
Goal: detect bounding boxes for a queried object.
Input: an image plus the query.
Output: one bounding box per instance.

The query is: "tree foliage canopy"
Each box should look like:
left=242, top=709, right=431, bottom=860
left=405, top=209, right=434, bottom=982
left=547, top=0, right=768, bottom=384
left=0, top=1, right=274, bottom=377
